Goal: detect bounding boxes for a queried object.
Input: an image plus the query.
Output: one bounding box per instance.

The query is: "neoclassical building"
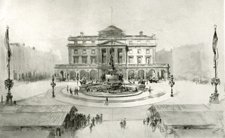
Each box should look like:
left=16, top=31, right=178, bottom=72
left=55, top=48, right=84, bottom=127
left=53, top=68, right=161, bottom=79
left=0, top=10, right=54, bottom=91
left=55, top=25, right=169, bottom=81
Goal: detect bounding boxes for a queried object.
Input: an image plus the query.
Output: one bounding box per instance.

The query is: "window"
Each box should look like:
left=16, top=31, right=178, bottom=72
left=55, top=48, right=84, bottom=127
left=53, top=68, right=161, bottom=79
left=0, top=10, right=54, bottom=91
left=82, top=56, right=87, bottom=63
left=118, top=56, right=122, bottom=63
left=74, top=49, right=78, bottom=54
left=129, top=41, right=133, bottom=45
left=86, top=41, right=91, bottom=44
left=146, top=49, right=150, bottom=54
left=91, top=57, right=96, bottom=64
left=83, top=49, right=86, bottom=54
left=137, top=56, right=142, bottom=64
left=73, top=56, right=79, bottom=63
left=128, top=56, right=133, bottom=63
left=91, top=49, right=95, bottom=54
left=118, top=49, right=123, bottom=63
left=129, top=49, right=133, bottom=54
left=137, top=49, right=141, bottom=54
left=102, top=49, right=106, bottom=63
left=146, top=57, right=151, bottom=64
left=77, top=41, right=83, bottom=44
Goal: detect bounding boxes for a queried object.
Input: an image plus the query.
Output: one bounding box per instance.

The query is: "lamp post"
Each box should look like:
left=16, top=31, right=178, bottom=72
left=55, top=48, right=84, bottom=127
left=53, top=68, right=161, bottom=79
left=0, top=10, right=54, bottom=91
left=76, top=73, right=79, bottom=86
left=4, top=26, right=13, bottom=105
left=51, top=75, right=56, bottom=98
left=169, top=75, right=175, bottom=97
left=210, top=25, right=220, bottom=104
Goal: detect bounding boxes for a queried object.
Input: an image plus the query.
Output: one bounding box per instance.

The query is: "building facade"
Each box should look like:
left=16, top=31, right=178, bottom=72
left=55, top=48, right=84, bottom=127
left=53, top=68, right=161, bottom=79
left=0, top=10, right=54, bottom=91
left=55, top=25, right=169, bottom=81
left=9, top=43, right=60, bottom=81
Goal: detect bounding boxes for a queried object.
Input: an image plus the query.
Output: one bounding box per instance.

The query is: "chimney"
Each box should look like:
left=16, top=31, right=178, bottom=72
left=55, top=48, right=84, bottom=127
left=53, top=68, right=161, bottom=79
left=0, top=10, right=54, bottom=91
left=139, top=31, right=143, bottom=36
left=80, top=32, right=84, bottom=37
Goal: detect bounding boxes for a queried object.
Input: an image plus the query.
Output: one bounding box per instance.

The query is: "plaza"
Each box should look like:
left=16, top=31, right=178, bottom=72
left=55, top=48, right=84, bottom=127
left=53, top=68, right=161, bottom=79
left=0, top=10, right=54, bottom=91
left=0, top=0, right=224, bottom=137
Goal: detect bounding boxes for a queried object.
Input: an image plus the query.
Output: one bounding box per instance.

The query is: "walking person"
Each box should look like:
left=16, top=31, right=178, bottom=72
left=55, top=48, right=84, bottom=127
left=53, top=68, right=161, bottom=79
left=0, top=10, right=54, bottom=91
left=143, top=118, right=146, bottom=125
left=91, top=117, right=95, bottom=127
left=67, top=85, right=69, bottom=93
left=89, top=123, right=93, bottom=133
left=100, top=114, right=103, bottom=124
left=87, top=114, right=90, bottom=125
left=95, top=115, right=98, bottom=124
left=123, top=118, right=126, bottom=129
left=120, top=120, right=124, bottom=129
left=146, top=116, right=150, bottom=125
left=70, top=88, right=72, bottom=95
left=106, top=97, right=108, bottom=105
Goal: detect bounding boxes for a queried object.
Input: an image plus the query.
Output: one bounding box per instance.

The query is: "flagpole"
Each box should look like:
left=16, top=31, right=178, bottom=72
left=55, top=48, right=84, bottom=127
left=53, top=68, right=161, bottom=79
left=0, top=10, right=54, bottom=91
left=210, top=25, right=220, bottom=104
left=4, top=26, right=13, bottom=105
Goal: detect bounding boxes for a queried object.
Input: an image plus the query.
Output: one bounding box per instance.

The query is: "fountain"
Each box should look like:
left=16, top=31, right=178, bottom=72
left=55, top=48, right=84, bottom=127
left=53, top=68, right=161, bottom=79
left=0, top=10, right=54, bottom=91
left=79, top=47, right=145, bottom=96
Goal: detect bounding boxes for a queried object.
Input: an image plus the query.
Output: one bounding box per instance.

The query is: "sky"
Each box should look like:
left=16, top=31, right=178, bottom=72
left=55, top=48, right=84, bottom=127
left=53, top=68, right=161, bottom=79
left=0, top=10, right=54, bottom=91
left=0, top=0, right=224, bottom=63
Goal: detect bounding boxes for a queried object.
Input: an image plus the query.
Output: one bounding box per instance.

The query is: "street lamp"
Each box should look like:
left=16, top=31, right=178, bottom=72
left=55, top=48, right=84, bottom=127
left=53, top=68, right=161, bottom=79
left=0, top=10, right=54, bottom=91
left=4, top=26, right=14, bottom=105
left=76, top=73, right=79, bottom=85
left=51, top=75, right=56, bottom=97
left=209, top=25, right=220, bottom=104
left=169, top=75, right=175, bottom=97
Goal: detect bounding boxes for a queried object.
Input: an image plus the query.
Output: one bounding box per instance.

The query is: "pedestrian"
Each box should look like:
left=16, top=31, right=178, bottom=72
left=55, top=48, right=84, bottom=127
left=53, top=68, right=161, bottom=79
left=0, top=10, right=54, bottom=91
left=76, top=88, right=78, bottom=95
left=67, top=85, right=69, bottom=93
left=146, top=116, right=150, bottom=125
left=143, top=118, right=146, bottom=125
left=91, top=117, right=95, bottom=127
left=96, top=114, right=100, bottom=124
left=90, top=123, right=93, bottom=133
left=123, top=118, right=126, bottom=129
left=149, top=86, right=152, bottom=94
left=95, top=115, right=98, bottom=124
left=87, top=114, right=90, bottom=125
left=74, top=88, right=76, bottom=95
left=120, top=120, right=124, bottom=129
left=70, top=88, right=72, bottom=95
left=105, top=97, right=108, bottom=105
left=100, top=114, right=103, bottom=124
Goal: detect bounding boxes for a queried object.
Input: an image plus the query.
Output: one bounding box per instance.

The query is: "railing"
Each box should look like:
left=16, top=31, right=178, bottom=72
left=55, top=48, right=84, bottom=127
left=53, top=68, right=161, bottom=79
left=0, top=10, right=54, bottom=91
left=128, top=43, right=156, bottom=46
left=55, top=63, right=169, bottom=69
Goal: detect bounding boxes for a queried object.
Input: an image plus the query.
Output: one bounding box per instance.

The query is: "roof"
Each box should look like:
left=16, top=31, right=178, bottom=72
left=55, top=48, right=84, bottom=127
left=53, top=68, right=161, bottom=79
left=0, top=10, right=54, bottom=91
left=0, top=112, right=67, bottom=127
left=174, top=129, right=224, bottom=138
left=148, top=104, right=223, bottom=111
left=0, top=105, right=77, bottom=113
left=100, top=25, right=123, bottom=32
left=158, top=111, right=222, bottom=126
left=0, top=131, right=50, bottom=138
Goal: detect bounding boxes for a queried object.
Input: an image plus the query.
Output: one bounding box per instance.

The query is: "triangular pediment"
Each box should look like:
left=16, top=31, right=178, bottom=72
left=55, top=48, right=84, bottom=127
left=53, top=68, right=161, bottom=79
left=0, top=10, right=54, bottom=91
left=98, top=40, right=127, bottom=46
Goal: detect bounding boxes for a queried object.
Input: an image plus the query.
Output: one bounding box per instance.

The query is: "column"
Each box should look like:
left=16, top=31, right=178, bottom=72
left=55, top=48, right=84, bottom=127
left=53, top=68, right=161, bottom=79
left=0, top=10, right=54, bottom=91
left=87, top=56, right=90, bottom=64
left=144, top=69, right=146, bottom=79
left=114, top=48, right=118, bottom=63
left=153, top=47, right=156, bottom=64
left=122, top=48, right=126, bottom=64
left=107, top=48, right=110, bottom=64
left=99, top=48, right=102, bottom=64
left=79, top=56, right=82, bottom=63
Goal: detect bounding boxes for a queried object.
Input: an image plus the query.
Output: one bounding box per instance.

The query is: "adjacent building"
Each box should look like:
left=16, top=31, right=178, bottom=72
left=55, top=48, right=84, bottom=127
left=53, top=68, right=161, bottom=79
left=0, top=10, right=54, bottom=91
left=2, top=43, right=60, bottom=82
left=172, top=43, right=211, bottom=80
left=55, top=25, right=169, bottom=81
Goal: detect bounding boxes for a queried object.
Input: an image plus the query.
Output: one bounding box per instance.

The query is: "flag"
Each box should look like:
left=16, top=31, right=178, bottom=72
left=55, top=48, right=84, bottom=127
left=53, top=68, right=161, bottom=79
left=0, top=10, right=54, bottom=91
left=212, top=27, right=218, bottom=59
left=4, top=27, right=11, bottom=62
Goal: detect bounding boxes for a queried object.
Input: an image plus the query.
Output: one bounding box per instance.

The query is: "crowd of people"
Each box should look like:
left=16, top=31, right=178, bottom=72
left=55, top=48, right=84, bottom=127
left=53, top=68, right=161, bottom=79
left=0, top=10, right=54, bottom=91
left=120, top=118, right=127, bottom=129
left=64, top=112, right=104, bottom=133
left=67, top=85, right=79, bottom=95
left=89, top=114, right=103, bottom=133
